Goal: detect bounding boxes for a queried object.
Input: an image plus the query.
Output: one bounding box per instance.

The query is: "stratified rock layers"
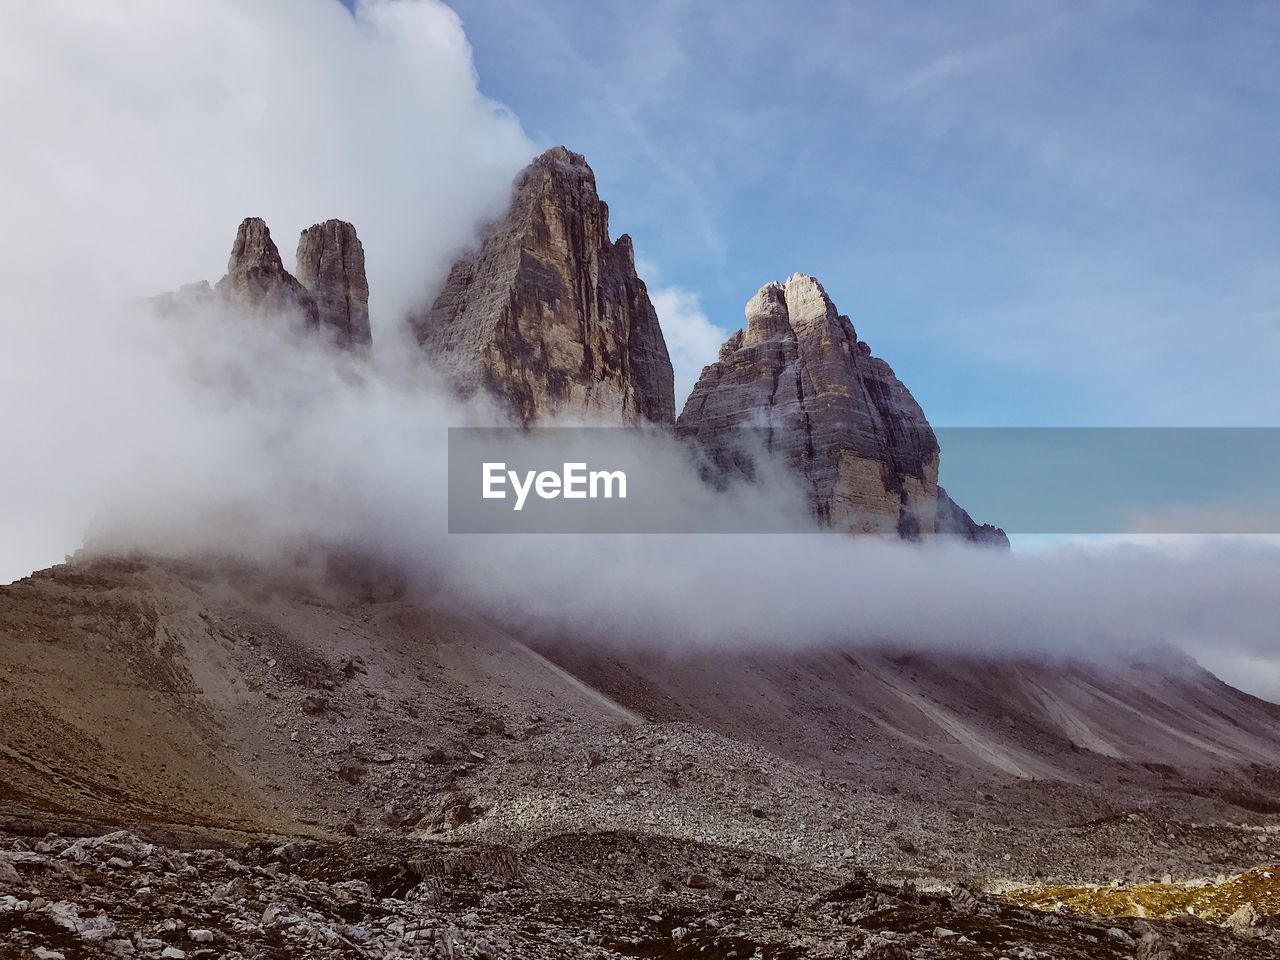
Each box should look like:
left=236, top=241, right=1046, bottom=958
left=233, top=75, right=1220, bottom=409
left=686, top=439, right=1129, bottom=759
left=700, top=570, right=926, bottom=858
left=679, top=274, right=1006, bottom=544
left=296, top=219, right=372, bottom=349
left=412, top=147, right=675, bottom=425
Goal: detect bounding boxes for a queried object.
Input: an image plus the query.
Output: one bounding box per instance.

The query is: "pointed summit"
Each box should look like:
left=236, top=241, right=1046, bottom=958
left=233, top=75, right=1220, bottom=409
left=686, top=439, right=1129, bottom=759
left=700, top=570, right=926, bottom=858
left=215, top=217, right=319, bottom=326
left=679, top=274, right=1006, bottom=544
left=412, top=146, right=675, bottom=425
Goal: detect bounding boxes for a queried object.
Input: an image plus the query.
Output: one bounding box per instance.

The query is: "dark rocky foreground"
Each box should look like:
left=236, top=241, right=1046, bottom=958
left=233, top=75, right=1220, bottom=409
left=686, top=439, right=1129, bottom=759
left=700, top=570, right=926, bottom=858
left=3, top=827, right=1277, bottom=959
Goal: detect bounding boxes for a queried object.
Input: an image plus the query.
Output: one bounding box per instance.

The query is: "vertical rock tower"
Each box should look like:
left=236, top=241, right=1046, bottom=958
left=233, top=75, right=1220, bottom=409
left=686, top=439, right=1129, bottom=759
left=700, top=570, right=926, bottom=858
left=296, top=219, right=372, bottom=350
left=215, top=217, right=319, bottom=327
left=679, top=274, right=1006, bottom=544
left=412, top=147, right=675, bottom=425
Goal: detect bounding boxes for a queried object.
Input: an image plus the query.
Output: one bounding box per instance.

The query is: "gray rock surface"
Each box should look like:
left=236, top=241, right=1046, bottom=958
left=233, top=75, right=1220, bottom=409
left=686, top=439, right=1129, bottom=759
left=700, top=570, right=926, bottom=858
left=296, top=219, right=372, bottom=349
left=678, top=274, right=1005, bottom=542
left=412, top=147, right=675, bottom=425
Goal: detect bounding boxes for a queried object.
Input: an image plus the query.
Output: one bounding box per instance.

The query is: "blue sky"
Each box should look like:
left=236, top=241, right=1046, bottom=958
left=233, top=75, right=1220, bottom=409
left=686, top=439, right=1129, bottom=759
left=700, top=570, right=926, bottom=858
left=348, top=1, right=1280, bottom=427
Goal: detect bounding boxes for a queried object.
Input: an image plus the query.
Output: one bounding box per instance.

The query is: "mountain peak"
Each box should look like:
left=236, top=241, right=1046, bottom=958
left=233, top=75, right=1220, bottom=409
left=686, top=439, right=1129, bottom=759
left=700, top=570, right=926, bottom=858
left=782, top=272, right=840, bottom=330
left=225, top=217, right=284, bottom=283
left=681, top=276, right=1005, bottom=543
left=295, top=219, right=371, bottom=349
left=531, top=144, right=591, bottom=170
left=412, top=150, right=674, bottom=424
left=215, top=217, right=318, bottom=326
left=159, top=216, right=370, bottom=351
left=743, top=281, right=790, bottom=345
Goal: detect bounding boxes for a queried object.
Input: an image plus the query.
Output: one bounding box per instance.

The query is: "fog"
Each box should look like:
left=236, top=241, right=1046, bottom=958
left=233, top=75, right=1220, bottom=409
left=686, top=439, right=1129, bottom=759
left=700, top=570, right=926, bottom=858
left=0, top=0, right=530, bottom=577
left=4, top=1, right=1280, bottom=702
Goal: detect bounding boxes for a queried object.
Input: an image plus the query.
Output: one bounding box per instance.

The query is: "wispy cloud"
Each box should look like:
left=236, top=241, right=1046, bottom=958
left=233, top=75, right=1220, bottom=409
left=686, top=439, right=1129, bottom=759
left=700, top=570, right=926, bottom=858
left=879, top=14, right=1068, bottom=103
left=648, top=284, right=730, bottom=410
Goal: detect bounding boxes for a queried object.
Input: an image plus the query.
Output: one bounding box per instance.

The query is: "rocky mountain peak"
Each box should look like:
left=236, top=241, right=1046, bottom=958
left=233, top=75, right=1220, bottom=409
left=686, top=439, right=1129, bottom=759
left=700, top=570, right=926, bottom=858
left=295, top=219, right=371, bottom=349
left=679, top=274, right=1006, bottom=545
left=226, top=216, right=280, bottom=274
left=525, top=143, right=592, bottom=174
left=162, top=217, right=370, bottom=351
left=214, top=217, right=319, bottom=327
left=742, top=275, right=848, bottom=346
left=412, top=146, right=675, bottom=425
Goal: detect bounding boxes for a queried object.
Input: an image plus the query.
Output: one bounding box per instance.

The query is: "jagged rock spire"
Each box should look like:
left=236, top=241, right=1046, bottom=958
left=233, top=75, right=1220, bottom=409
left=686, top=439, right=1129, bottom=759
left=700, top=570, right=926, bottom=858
left=296, top=219, right=371, bottom=349
left=187, top=217, right=370, bottom=351
left=215, top=217, right=319, bottom=326
left=411, top=146, right=675, bottom=425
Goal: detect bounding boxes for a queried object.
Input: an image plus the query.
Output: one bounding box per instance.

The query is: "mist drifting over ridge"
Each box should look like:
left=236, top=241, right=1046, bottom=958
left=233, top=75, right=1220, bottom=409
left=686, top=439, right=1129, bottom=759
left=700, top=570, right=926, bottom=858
left=4, top=1, right=1280, bottom=702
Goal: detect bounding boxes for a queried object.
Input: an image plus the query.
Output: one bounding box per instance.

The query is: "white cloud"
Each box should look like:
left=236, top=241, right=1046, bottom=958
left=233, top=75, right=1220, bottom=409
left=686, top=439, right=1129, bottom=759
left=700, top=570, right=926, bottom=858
left=648, top=285, right=730, bottom=411
left=0, top=0, right=533, bottom=583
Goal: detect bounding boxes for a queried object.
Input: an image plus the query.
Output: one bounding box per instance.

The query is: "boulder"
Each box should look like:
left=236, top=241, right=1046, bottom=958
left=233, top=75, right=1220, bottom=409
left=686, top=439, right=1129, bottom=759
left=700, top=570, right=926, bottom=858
left=1136, top=930, right=1185, bottom=960
left=415, top=790, right=478, bottom=832
left=1226, top=901, right=1259, bottom=928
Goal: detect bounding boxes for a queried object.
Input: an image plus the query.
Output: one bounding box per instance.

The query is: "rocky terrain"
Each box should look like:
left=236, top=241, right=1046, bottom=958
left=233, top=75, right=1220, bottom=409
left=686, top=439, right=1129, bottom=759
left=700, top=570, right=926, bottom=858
left=3, top=558, right=1280, bottom=957
left=4, top=827, right=1276, bottom=960
left=411, top=147, right=675, bottom=425
left=678, top=275, right=1004, bottom=544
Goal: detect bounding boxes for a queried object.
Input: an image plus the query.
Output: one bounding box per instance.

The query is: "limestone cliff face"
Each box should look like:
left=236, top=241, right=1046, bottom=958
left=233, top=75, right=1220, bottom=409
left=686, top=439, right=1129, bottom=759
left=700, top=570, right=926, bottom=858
left=412, top=147, right=675, bottom=425
left=678, top=274, right=1006, bottom=544
left=295, top=219, right=371, bottom=349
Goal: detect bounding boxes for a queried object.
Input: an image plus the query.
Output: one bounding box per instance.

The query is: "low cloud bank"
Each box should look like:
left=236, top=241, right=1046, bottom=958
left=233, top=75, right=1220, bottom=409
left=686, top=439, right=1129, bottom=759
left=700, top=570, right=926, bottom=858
left=73, top=298, right=1280, bottom=702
